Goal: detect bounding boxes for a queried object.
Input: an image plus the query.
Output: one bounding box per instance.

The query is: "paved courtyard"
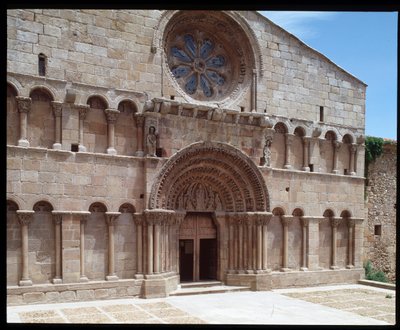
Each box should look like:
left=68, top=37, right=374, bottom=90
left=7, top=284, right=395, bottom=325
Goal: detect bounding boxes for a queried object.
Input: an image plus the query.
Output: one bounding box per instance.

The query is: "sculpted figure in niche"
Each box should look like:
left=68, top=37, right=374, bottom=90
left=263, top=136, right=272, bottom=167
left=146, top=126, right=157, bottom=157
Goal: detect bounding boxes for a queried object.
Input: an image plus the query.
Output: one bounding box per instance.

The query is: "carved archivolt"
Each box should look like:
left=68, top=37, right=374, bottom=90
left=149, top=141, right=270, bottom=212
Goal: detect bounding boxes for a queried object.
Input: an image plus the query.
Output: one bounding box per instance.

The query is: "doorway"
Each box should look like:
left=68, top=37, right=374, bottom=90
left=179, top=213, right=217, bottom=282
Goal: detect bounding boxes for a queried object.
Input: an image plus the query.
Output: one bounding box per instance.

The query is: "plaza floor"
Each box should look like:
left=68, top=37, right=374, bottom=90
left=7, top=284, right=396, bottom=325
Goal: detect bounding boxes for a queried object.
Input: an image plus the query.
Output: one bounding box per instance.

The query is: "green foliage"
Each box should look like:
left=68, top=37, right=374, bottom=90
left=385, top=294, right=393, bottom=299
left=364, top=260, right=388, bottom=283
left=365, top=136, right=384, bottom=166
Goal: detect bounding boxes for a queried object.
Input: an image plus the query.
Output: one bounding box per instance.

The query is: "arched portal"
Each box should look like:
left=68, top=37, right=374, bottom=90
left=148, top=141, right=270, bottom=283
left=149, top=141, right=270, bottom=212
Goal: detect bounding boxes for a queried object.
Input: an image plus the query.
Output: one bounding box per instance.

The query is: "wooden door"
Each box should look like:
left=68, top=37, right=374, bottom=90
left=179, top=213, right=217, bottom=281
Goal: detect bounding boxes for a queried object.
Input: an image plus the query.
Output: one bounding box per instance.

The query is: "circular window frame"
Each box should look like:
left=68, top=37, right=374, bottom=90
left=163, top=11, right=256, bottom=107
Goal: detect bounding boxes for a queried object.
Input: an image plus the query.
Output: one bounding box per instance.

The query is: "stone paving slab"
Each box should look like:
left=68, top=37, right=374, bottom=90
left=7, top=284, right=395, bottom=325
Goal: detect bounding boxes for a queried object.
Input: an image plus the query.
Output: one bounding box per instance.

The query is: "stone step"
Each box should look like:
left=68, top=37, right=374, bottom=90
left=180, top=281, right=223, bottom=289
left=169, top=284, right=251, bottom=296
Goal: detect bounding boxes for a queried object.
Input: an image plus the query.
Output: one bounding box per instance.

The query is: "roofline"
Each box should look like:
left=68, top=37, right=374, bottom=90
left=253, top=11, right=368, bottom=87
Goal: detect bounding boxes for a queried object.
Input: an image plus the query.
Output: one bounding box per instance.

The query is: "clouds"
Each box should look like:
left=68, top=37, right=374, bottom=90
left=259, top=11, right=337, bottom=40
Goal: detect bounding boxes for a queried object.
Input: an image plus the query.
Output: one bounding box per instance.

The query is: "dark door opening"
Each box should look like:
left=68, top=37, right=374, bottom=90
left=200, top=238, right=217, bottom=280
left=179, top=239, right=194, bottom=282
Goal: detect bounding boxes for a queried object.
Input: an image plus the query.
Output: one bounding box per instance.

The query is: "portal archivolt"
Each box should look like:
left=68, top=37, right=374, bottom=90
left=149, top=141, right=270, bottom=212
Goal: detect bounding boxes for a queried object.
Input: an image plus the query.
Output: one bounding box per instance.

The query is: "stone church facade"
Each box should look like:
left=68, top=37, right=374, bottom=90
left=7, top=10, right=367, bottom=304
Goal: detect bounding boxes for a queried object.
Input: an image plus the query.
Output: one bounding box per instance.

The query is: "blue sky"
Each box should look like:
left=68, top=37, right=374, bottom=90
left=259, top=11, right=397, bottom=140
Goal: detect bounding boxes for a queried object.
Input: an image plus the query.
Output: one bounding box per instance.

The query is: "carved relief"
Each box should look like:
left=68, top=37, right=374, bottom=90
left=149, top=142, right=270, bottom=213
left=16, top=96, right=31, bottom=113
left=146, top=126, right=157, bottom=157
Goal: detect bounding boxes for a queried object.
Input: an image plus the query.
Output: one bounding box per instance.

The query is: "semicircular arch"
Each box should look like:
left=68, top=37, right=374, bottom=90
left=149, top=141, right=270, bottom=212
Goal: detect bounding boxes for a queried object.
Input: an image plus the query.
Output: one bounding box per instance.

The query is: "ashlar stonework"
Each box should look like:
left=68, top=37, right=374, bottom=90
left=7, top=9, right=367, bottom=304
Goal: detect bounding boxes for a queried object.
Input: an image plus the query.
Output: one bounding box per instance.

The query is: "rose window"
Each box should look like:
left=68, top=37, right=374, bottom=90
left=167, top=33, right=231, bottom=100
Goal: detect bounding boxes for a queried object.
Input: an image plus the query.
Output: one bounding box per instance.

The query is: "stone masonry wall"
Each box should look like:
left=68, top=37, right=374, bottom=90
left=7, top=9, right=366, bottom=128
left=364, top=142, right=397, bottom=282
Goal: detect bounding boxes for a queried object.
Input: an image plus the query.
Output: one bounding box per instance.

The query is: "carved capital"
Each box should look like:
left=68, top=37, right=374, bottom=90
left=51, top=101, right=63, bottom=117
left=105, top=212, right=121, bottom=225
left=330, top=217, right=342, bottom=228
left=255, top=212, right=272, bottom=226
left=105, top=109, right=120, bottom=123
left=16, top=96, right=32, bottom=113
left=285, top=133, right=294, bottom=145
left=350, top=143, right=357, bottom=154
left=300, top=217, right=309, bottom=227
left=281, top=215, right=293, bottom=226
left=133, top=213, right=144, bottom=226
left=143, top=100, right=154, bottom=112
left=312, top=127, right=322, bottom=138
left=333, top=141, right=342, bottom=150
left=302, top=136, right=312, bottom=145
left=348, top=218, right=356, bottom=228
left=53, top=214, right=62, bottom=225
left=16, top=210, right=34, bottom=226
left=74, top=104, right=90, bottom=120
left=135, top=114, right=145, bottom=128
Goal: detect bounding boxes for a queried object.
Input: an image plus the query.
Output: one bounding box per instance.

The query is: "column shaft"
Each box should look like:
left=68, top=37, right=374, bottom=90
left=283, top=224, right=288, bottom=269
left=238, top=223, right=243, bottom=270
left=262, top=224, right=268, bottom=270
left=135, top=115, right=144, bottom=156
left=53, top=215, right=62, bottom=283
left=301, top=225, right=307, bottom=270
left=332, top=141, right=340, bottom=174
left=347, top=224, right=354, bottom=268
left=153, top=224, right=160, bottom=273
left=21, top=224, right=29, bottom=281
left=106, top=213, right=120, bottom=281
left=16, top=97, right=31, bottom=147
left=136, top=223, right=143, bottom=274
left=256, top=224, right=262, bottom=270
left=284, top=134, right=292, bottom=169
left=302, top=137, right=310, bottom=171
left=228, top=222, right=234, bottom=270
left=247, top=223, right=253, bottom=270
left=80, top=219, right=88, bottom=281
left=147, top=224, right=153, bottom=274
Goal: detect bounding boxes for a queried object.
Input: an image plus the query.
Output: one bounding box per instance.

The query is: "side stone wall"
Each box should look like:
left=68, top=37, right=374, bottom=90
left=364, top=142, right=397, bottom=282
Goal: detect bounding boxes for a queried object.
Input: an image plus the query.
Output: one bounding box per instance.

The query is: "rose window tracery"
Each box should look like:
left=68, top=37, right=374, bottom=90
left=170, top=34, right=227, bottom=98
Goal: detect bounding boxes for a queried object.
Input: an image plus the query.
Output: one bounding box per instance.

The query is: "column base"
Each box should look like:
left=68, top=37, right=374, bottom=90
left=236, top=270, right=246, bottom=274
left=330, top=265, right=339, bottom=270
left=52, top=278, right=63, bottom=284
left=19, top=279, right=32, bottom=286
left=284, top=164, right=292, bottom=169
left=332, top=170, right=339, bottom=174
left=350, top=172, right=356, bottom=176
left=135, top=151, right=144, bottom=157
left=79, top=276, right=89, bottom=282
left=107, top=147, right=117, bottom=155
left=52, top=143, right=62, bottom=150
left=281, top=268, right=291, bottom=272
left=227, top=269, right=236, bottom=274
left=245, top=269, right=255, bottom=274
left=346, top=265, right=355, bottom=269
left=18, top=139, right=30, bottom=147
left=106, top=275, right=119, bottom=281
left=134, top=274, right=144, bottom=279
left=78, top=145, right=87, bottom=152
left=302, top=166, right=310, bottom=172
left=300, top=267, right=308, bottom=271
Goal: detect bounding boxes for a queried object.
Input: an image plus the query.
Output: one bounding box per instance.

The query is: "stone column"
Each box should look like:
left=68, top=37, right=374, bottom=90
left=135, top=114, right=145, bottom=156
left=52, top=213, right=63, bottom=283
left=153, top=220, right=161, bottom=274
left=349, top=144, right=357, bottom=175
left=133, top=214, right=143, bottom=276
left=51, top=101, right=63, bottom=150
left=238, top=218, right=243, bottom=271
left=105, top=212, right=120, bottom=280
left=256, top=221, right=262, bottom=271
left=284, top=133, right=294, bottom=169
left=228, top=217, right=234, bottom=272
left=261, top=214, right=272, bottom=271
left=302, top=137, right=311, bottom=171
left=251, top=69, right=257, bottom=112
left=332, top=141, right=341, bottom=174
left=79, top=215, right=89, bottom=282
left=16, top=96, right=31, bottom=147
left=16, top=210, right=34, bottom=286
left=280, top=215, right=293, bottom=271
left=75, top=104, right=89, bottom=152
left=147, top=221, right=154, bottom=275
left=300, top=217, right=309, bottom=271
left=105, top=109, right=119, bottom=155
left=330, top=217, right=342, bottom=269
left=246, top=218, right=253, bottom=272
left=346, top=219, right=355, bottom=268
